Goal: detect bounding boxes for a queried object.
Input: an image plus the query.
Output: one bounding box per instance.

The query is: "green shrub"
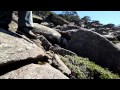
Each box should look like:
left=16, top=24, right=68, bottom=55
left=60, top=55, right=120, bottom=79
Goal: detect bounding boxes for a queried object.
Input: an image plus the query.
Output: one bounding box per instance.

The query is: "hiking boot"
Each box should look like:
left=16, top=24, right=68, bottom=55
left=16, top=27, right=37, bottom=39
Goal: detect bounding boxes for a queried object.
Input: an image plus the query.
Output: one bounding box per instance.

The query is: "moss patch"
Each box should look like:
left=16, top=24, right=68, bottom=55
left=111, top=40, right=120, bottom=44
left=60, top=55, right=120, bottom=79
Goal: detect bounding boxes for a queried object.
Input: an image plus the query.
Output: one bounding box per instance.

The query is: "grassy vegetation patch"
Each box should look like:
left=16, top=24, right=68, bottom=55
left=60, top=55, right=120, bottom=79
left=111, top=40, right=120, bottom=44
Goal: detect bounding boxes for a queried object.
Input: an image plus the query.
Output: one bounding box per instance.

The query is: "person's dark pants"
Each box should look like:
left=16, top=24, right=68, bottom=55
left=0, top=11, right=33, bottom=29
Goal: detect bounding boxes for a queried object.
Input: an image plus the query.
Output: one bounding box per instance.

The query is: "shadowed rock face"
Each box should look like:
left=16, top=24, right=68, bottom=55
left=0, top=28, right=45, bottom=67
left=67, top=29, right=120, bottom=73
left=0, top=63, right=69, bottom=79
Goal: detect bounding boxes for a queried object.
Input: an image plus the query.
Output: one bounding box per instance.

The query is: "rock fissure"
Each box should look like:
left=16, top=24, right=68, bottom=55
left=0, top=55, right=45, bottom=76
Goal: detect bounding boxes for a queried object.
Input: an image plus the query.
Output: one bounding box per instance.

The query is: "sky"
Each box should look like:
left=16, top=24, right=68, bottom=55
left=52, top=11, right=120, bottom=26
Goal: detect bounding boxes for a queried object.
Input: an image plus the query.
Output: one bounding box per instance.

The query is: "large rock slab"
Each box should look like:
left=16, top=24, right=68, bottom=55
left=50, top=45, right=76, bottom=56
left=67, top=29, right=120, bottom=73
left=0, top=29, right=45, bottom=67
left=33, top=23, right=61, bottom=43
left=51, top=54, right=71, bottom=76
left=0, top=63, right=69, bottom=79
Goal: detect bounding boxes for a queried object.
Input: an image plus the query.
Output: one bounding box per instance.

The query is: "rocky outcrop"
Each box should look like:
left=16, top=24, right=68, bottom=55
left=0, top=63, right=69, bottom=79
left=41, top=22, right=55, bottom=28
left=46, top=13, right=69, bottom=26
left=112, top=31, right=120, bottom=41
left=58, top=29, right=79, bottom=40
left=67, top=29, right=120, bottom=73
left=33, top=14, right=43, bottom=24
left=50, top=45, right=76, bottom=56
left=51, top=54, right=71, bottom=76
left=94, top=28, right=109, bottom=35
left=0, top=28, right=45, bottom=67
left=38, top=35, right=52, bottom=50
left=54, top=24, right=80, bottom=31
left=0, top=28, right=71, bottom=79
left=33, top=23, right=61, bottom=44
left=1, top=11, right=120, bottom=79
left=102, top=33, right=116, bottom=41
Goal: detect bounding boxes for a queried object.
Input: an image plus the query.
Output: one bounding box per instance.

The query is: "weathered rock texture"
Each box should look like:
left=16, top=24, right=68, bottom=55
left=0, top=29, right=45, bottom=67
left=67, top=29, right=120, bottom=73
left=33, top=23, right=61, bottom=44
left=0, top=63, right=69, bottom=79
